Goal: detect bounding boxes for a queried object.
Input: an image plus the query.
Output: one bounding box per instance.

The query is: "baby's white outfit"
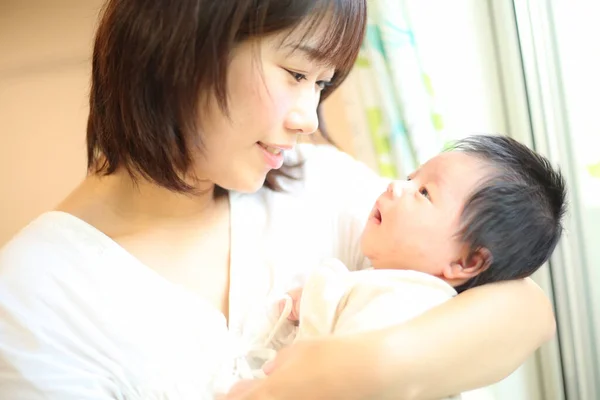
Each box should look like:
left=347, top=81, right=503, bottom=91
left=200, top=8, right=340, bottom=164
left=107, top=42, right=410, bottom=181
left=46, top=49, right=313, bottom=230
left=253, top=258, right=496, bottom=400
left=297, top=258, right=461, bottom=400
left=295, top=258, right=457, bottom=339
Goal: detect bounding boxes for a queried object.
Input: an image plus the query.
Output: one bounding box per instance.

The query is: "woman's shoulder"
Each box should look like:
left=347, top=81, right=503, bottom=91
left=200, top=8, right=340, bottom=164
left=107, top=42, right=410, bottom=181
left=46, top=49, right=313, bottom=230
left=0, top=213, right=108, bottom=322
left=294, top=143, right=380, bottom=183
left=2, top=212, right=78, bottom=264
left=234, top=143, right=386, bottom=236
left=277, top=143, right=388, bottom=201
left=0, top=211, right=126, bottom=315
left=0, top=212, right=104, bottom=275
left=231, top=144, right=387, bottom=270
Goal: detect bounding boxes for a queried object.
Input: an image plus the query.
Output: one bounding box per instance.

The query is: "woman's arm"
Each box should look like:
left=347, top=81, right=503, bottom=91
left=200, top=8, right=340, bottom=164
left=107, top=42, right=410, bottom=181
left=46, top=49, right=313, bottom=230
left=227, top=277, right=555, bottom=400
left=371, top=277, right=555, bottom=399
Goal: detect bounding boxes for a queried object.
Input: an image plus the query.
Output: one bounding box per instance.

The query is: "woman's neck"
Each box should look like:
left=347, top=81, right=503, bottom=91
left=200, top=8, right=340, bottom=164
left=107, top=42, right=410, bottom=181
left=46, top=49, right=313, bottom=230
left=57, top=170, right=224, bottom=233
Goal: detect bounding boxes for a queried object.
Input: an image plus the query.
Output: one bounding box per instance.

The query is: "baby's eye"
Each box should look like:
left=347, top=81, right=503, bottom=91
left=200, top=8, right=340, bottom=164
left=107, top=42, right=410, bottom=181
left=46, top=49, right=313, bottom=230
left=419, top=187, right=431, bottom=200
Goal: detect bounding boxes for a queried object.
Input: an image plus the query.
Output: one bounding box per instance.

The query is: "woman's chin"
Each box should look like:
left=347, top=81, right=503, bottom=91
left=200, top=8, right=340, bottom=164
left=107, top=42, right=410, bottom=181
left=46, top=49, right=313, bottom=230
left=237, top=183, right=265, bottom=194
left=219, top=173, right=268, bottom=194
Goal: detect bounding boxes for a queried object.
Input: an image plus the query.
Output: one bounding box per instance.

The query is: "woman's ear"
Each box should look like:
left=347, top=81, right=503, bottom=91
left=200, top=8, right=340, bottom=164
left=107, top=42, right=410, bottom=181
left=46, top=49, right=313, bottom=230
left=442, top=247, right=493, bottom=282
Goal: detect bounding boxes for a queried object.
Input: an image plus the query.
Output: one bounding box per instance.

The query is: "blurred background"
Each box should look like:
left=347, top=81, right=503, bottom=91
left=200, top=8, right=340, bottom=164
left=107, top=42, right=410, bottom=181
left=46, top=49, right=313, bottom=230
left=0, top=0, right=598, bottom=398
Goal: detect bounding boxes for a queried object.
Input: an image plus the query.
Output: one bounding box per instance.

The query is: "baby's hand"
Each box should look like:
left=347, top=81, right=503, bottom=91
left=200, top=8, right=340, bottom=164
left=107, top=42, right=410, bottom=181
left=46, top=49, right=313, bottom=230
left=279, top=287, right=303, bottom=322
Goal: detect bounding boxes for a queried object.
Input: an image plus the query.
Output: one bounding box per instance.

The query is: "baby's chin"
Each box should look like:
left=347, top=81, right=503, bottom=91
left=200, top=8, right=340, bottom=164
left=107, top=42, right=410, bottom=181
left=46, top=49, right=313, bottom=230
left=359, top=232, right=368, bottom=253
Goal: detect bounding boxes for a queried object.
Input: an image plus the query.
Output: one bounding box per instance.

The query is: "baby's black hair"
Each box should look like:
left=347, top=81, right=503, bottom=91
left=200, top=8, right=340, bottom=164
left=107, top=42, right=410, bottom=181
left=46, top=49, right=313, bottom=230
left=451, top=135, right=567, bottom=293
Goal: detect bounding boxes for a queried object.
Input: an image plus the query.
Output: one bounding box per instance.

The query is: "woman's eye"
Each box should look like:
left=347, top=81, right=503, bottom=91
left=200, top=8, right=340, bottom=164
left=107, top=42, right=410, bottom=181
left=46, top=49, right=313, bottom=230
left=286, top=69, right=307, bottom=82
left=286, top=69, right=332, bottom=91
left=419, top=187, right=431, bottom=200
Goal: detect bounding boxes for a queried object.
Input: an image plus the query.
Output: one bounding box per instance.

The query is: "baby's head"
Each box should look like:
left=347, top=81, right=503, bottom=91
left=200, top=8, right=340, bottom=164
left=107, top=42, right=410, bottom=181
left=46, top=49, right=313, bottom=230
left=361, top=135, right=567, bottom=292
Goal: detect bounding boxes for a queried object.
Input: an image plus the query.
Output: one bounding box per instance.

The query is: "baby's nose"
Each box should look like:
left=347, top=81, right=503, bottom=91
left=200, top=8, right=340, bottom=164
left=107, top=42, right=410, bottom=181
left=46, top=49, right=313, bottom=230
left=387, top=180, right=412, bottom=198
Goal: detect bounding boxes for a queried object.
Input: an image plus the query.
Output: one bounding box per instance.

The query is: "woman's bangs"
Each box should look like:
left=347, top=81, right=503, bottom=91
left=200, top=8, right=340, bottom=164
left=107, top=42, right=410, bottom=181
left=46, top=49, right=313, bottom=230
left=286, top=0, right=367, bottom=96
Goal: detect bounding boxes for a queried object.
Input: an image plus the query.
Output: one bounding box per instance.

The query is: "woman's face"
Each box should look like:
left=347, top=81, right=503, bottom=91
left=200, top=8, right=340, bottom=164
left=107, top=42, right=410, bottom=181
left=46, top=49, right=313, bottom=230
left=195, top=29, right=336, bottom=193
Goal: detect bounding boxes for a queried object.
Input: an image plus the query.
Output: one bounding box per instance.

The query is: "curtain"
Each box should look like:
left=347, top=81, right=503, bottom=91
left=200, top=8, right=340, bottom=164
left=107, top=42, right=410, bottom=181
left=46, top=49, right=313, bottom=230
left=341, top=0, right=446, bottom=178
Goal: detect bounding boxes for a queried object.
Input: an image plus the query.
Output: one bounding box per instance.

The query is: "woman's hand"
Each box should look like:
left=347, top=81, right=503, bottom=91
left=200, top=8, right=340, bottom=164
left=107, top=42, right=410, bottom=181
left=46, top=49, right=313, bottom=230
left=225, top=335, right=387, bottom=400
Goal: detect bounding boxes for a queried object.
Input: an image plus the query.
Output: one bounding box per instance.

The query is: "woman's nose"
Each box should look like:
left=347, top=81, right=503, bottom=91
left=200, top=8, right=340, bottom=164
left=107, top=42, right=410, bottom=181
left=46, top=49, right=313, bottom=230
left=285, top=109, right=318, bottom=135
left=285, top=100, right=319, bottom=135
left=284, top=92, right=320, bottom=135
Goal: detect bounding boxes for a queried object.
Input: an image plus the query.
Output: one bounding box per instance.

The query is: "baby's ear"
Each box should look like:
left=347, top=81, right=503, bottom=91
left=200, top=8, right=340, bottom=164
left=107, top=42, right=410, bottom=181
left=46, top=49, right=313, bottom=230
left=443, top=247, right=493, bottom=281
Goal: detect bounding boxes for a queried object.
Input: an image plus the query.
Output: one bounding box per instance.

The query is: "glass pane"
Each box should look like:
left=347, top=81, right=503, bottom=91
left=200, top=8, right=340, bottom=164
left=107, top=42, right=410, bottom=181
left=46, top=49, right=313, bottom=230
left=551, top=0, right=600, bottom=370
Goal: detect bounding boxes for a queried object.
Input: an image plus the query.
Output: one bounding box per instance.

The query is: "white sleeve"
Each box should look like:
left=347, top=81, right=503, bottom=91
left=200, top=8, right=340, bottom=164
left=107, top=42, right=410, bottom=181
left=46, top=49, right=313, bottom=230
left=0, top=247, right=121, bottom=400
left=296, top=144, right=389, bottom=270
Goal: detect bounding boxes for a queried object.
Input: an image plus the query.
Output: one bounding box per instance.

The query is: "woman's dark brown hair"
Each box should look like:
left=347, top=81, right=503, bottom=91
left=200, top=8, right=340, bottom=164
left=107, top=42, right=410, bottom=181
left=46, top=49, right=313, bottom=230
left=87, top=0, right=367, bottom=193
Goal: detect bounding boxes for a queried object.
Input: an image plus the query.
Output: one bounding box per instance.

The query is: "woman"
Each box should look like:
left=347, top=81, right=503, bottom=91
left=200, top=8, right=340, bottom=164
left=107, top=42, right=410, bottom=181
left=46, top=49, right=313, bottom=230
left=0, top=0, right=555, bottom=399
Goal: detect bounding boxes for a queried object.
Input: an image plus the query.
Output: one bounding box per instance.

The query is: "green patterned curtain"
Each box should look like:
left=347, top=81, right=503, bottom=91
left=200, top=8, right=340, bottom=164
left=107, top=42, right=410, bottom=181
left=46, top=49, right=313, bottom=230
left=342, top=0, right=446, bottom=178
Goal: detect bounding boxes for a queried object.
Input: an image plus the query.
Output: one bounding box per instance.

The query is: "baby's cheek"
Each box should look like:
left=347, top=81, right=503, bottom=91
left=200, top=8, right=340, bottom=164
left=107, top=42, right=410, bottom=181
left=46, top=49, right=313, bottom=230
left=388, top=216, right=412, bottom=243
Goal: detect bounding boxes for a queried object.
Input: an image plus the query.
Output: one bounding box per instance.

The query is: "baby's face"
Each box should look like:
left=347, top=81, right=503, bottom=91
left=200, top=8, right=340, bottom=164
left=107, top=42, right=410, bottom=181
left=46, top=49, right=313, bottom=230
left=361, top=151, right=489, bottom=278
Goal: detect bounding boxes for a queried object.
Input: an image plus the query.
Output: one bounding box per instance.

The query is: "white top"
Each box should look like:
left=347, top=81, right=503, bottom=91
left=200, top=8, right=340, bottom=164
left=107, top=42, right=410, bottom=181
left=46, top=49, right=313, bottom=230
left=0, top=144, right=388, bottom=400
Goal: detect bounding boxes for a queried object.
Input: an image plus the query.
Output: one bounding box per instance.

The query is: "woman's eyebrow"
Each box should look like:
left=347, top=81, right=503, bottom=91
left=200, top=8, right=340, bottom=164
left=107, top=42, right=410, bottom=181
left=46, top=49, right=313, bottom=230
left=283, top=43, right=334, bottom=67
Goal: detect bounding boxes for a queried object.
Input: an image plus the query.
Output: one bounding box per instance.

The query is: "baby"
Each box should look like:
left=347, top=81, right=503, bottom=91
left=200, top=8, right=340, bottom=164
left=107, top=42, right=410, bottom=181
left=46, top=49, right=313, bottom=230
left=226, top=134, right=567, bottom=398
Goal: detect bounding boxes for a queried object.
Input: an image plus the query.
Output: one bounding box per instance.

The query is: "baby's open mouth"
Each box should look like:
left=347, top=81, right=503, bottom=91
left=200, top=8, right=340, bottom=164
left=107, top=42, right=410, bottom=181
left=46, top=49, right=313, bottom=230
left=373, top=207, right=382, bottom=223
